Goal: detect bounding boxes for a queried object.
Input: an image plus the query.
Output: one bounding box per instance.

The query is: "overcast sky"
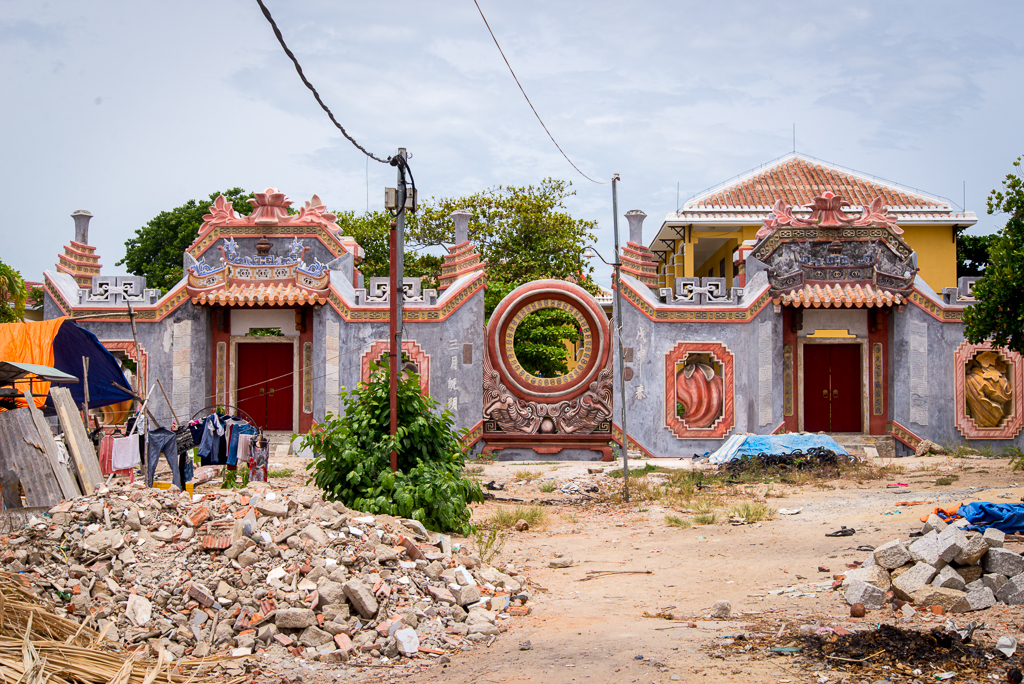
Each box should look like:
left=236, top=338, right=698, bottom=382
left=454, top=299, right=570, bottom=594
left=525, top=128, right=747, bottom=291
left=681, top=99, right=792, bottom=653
left=3, top=1, right=1023, bottom=288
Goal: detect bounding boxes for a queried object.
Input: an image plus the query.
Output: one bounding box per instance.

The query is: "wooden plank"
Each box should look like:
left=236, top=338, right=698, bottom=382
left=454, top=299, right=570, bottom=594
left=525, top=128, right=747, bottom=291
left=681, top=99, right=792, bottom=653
left=0, top=409, right=65, bottom=507
left=49, top=387, right=102, bottom=495
left=22, top=390, right=81, bottom=500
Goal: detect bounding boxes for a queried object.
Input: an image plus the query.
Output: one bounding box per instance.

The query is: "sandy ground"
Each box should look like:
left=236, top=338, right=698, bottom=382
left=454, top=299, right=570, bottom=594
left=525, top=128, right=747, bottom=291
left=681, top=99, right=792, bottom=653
left=178, top=453, right=1024, bottom=683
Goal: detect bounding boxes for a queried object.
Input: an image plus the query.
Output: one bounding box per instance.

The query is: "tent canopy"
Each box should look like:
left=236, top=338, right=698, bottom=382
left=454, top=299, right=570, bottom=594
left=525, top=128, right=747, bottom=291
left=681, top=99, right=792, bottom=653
left=0, top=318, right=133, bottom=410
left=0, top=361, right=78, bottom=385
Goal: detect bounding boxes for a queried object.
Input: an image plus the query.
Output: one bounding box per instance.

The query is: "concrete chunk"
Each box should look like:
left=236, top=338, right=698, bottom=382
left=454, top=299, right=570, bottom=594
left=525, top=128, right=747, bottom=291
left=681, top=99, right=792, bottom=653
left=932, top=565, right=966, bottom=591
left=275, top=608, right=315, bottom=629
left=842, top=565, right=891, bottom=592
left=937, top=525, right=968, bottom=563
left=983, top=573, right=1009, bottom=593
left=996, top=574, right=1024, bottom=605
left=343, top=580, right=379, bottom=618
left=951, top=586, right=997, bottom=613
left=300, top=523, right=328, bottom=546
left=909, top=531, right=941, bottom=566
left=892, top=562, right=938, bottom=601
left=984, top=528, right=1005, bottom=548
left=954, top=564, right=983, bottom=584
left=873, top=540, right=911, bottom=569
left=912, top=586, right=965, bottom=611
left=844, top=580, right=886, bottom=610
left=954, top=534, right=989, bottom=566
left=983, top=548, right=1024, bottom=577
left=922, top=513, right=948, bottom=534
left=449, top=582, right=481, bottom=607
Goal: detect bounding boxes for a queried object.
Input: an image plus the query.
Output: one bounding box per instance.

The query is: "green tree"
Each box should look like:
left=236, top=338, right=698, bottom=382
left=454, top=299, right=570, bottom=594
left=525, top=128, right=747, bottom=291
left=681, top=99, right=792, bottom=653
left=411, top=179, right=598, bottom=376
left=300, top=360, right=483, bottom=534
left=118, top=188, right=255, bottom=293
left=410, top=178, right=598, bottom=296
left=957, top=233, right=996, bottom=277
left=0, top=260, right=26, bottom=324
left=964, top=155, right=1024, bottom=353
left=333, top=210, right=442, bottom=287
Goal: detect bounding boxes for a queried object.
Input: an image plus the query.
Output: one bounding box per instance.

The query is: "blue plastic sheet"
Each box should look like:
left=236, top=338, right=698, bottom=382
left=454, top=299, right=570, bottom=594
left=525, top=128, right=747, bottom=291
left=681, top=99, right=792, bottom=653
left=51, top=321, right=133, bottom=408
left=708, top=433, right=849, bottom=464
left=949, top=502, right=1024, bottom=534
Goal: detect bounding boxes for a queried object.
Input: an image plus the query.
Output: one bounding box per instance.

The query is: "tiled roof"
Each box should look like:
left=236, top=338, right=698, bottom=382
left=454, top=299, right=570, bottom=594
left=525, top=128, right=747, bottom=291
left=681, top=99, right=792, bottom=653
left=775, top=284, right=905, bottom=309
left=687, top=154, right=947, bottom=211
left=189, top=282, right=328, bottom=307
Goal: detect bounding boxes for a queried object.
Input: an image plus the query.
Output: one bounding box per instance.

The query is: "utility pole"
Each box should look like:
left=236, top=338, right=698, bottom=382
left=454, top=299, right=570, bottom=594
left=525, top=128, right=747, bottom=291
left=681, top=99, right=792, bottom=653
left=612, top=173, right=630, bottom=503
left=388, top=148, right=408, bottom=472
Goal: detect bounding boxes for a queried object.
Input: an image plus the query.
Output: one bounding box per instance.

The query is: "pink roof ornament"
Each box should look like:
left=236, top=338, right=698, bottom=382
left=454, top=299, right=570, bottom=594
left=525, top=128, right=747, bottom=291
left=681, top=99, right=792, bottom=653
left=248, top=188, right=293, bottom=225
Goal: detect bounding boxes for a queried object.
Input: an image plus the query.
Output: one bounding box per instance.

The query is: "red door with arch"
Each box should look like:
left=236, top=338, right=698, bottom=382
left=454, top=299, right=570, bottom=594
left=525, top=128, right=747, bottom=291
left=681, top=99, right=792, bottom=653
left=803, top=344, right=862, bottom=433
left=236, top=343, right=293, bottom=430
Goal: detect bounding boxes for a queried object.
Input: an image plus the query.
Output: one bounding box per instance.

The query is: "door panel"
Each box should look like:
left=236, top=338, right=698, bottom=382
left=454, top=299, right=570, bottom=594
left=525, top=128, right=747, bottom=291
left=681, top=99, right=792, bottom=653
left=803, top=345, right=831, bottom=432
left=264, top=344, right=293, bottom=431
left=235, top=342, right=293, bottom=431
left=830, top=344, right=862, bottom=433
left=236, top=343, right=268, bottom=427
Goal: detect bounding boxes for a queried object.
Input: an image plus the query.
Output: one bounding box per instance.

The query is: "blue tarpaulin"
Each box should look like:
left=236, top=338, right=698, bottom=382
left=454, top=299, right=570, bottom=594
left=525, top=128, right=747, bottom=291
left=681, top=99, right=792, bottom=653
left=708, top=433, right=849, bottom=464
left=945, top=502, right=1024, bottom=535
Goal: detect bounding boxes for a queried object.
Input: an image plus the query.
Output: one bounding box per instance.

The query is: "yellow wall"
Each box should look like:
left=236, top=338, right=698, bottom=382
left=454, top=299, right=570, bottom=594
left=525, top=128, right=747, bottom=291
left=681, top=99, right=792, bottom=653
left=694, top=238, right=740, bottom=288
left=901, top=225, right=957, bottom=292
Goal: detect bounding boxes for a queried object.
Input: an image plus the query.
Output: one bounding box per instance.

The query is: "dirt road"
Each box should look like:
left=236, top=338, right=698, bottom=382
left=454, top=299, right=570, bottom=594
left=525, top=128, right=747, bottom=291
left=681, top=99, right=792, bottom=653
left=388, top=455, right=1024, bottom=684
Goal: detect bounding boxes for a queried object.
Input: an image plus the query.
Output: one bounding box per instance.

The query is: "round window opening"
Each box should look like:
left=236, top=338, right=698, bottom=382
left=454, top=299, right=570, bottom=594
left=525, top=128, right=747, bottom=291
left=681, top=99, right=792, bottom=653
left=504, top=299, right=593, bottom=387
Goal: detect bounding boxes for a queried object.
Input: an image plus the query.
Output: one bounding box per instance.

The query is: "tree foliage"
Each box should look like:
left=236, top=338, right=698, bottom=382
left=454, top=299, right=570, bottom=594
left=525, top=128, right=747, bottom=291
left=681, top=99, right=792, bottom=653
left=964, top=155, right=1024, bottom=354
left=300, top=361, right=483, bottom=534
left=333, top=209, right=442, bottom=287
left=410, top=179, right=598, bottom=293
left=512, top=309, right=580, bottom=377
left=118, top=188, right=255, bottom=293
left=0, top=260, right=26, bottom=324
left=957, top=233, right=996, bottom=277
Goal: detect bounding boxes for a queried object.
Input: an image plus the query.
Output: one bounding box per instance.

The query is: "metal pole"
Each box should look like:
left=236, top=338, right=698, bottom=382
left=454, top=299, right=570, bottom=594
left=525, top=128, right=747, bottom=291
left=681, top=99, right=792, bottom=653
left=388, top=147, right=408, bottom=473
left=612, top=173, right=630, bottom=503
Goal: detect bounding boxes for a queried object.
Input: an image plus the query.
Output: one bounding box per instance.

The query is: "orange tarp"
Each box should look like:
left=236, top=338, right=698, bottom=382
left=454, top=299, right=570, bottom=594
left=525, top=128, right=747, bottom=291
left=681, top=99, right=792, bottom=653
left=0, top=317, right=67, bottom=408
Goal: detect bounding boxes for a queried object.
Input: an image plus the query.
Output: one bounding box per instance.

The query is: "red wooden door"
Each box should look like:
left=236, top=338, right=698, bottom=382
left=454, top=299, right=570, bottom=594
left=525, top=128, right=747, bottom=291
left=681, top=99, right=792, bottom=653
left=264, top=344, right=293, bottom=431
left=829, top=344, right=862, bottom=433
left=802, top=344, right=862, bottom=433
left=236, top=344, right=267, bottom=427
left=235, top=343, right=293, bottom=431
left=803, top=345, right=832, bottom=433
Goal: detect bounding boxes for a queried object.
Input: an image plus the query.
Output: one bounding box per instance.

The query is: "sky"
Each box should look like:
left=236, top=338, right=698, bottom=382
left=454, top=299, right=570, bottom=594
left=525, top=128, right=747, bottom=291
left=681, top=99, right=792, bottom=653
left=2, top=1, right=1023, bottom=288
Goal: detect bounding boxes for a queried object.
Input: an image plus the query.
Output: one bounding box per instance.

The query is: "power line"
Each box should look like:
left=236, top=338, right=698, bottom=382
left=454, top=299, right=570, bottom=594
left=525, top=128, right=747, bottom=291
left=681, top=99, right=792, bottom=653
left=255, top=0, right=390, bottom=165
left=471, top=0, right=609, bottom=185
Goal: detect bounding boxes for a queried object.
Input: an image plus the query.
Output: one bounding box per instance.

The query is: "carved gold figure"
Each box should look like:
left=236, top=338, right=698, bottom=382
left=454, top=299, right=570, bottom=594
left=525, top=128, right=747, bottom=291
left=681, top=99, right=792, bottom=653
left=965, top=351, right=1012, bottom=428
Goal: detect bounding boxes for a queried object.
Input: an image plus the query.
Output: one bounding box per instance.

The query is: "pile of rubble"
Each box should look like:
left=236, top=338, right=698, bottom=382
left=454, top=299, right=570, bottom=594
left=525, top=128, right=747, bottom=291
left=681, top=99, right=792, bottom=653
left=3, top=481, right=530, bottom=667
left=844, top=514, right=1020, bottom=614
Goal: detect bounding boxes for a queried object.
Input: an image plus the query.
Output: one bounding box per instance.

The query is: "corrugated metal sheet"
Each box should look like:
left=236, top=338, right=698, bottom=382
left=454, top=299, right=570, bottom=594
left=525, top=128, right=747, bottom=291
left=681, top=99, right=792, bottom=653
left=22, top=390, right=80, bottom=499
left=0, top=409, right=65, bottom=507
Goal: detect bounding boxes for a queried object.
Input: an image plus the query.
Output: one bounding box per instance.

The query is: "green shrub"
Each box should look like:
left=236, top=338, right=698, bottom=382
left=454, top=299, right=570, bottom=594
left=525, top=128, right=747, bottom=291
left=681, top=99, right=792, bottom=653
left=300, top=360, right=484, bottom=534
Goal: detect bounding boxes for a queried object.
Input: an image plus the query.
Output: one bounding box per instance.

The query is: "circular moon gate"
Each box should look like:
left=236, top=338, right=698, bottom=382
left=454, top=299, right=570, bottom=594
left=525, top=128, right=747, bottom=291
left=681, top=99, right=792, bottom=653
left=482, top=280, right=614, bottom=460
left=487, top=280, right=611, bottom=403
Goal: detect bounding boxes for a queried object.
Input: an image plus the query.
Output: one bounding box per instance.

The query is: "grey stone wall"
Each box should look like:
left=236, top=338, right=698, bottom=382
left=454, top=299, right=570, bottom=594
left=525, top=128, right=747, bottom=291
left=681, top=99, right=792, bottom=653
left=613, top=276, right=783, bottom=457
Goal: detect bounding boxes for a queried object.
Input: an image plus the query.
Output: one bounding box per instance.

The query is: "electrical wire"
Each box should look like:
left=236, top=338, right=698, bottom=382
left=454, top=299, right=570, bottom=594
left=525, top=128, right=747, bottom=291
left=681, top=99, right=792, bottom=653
left=255, top=0, right=390, bottom=165
left=471, top=0, right=609, bottom=185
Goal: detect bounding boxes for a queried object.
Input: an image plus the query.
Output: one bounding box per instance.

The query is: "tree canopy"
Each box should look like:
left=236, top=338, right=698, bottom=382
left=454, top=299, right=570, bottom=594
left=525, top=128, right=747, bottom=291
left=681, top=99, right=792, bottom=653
left=0, top=259, right=26, bottom=324
left=118, top=188, right=255, bottom=293
left=957, top=233, right=996, bottom=278
left=333, top=210, right=442, bottom=287
left=963, top=155, right=1024, bottom=354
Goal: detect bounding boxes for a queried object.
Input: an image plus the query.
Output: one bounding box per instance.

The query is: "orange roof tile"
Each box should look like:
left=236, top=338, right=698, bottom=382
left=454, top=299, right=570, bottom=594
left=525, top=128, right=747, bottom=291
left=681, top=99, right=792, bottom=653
left=690, top=155, right=946, bottom=210
left=776, top=283, right=904, bottom=309
left=189, top=282, right=327, bottom=307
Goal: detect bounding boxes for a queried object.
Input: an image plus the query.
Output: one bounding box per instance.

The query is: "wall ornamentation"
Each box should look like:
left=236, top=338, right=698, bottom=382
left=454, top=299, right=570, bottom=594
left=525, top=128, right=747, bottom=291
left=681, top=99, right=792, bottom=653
left=664, top=342, right=735, bottom=439
left=954, top=342, right=1023, bottom=439
left=782, top=344, right=794, bottom=417
left=360, top=340, right=430, bottom=395
left=872, top=342, right=884, bottom=416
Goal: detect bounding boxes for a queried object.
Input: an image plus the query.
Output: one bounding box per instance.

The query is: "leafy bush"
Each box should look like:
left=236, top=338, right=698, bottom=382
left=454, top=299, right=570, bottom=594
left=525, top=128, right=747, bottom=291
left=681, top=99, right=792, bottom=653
left=301, top=360, right=483, bottom=534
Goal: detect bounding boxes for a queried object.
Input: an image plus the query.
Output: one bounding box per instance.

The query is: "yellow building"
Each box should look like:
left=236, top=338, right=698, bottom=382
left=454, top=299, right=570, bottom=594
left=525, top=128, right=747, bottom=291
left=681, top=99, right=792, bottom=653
left=648, top=154, right=976, bottom=294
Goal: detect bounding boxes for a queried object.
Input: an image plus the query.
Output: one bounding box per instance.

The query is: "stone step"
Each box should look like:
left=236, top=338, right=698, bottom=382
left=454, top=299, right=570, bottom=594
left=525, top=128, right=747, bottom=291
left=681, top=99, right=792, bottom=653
left=830, top=434, right=896, bottom=459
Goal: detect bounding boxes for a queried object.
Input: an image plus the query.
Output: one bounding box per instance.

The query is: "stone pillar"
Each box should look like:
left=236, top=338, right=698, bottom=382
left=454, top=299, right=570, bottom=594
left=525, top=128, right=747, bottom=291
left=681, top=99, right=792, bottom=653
left=451, top=209, right=472, bottom=244
left=625, top=210, right=646, bottom=245
left=71, top=210, right=93, bottom=244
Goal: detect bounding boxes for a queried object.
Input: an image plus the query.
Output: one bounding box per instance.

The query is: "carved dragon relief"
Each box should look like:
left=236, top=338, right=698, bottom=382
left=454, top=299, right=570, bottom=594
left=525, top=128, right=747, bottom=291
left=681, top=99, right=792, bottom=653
left=483, top=351, right=612, bottom=435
